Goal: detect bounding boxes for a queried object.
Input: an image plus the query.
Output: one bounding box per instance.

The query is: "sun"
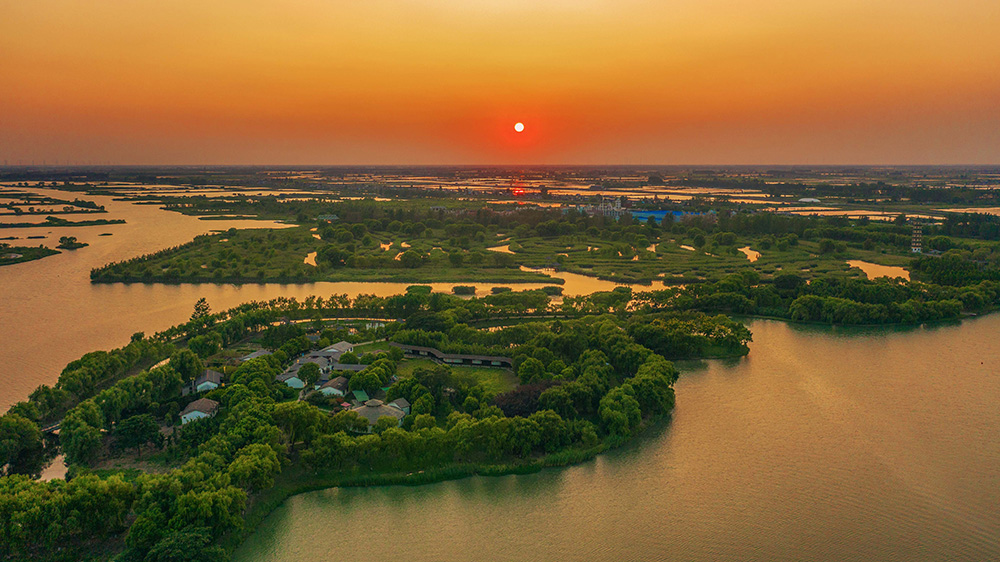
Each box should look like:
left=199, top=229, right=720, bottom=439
left=514, top=122, right=525, bottom=133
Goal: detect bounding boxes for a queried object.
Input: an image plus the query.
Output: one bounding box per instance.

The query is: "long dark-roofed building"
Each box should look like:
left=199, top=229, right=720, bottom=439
left=388, top=342, right=512, bottom=368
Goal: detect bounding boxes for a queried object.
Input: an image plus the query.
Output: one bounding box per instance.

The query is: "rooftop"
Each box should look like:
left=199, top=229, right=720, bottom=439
left=180, top=398, right=219, bottom=417
left=351, top=399, right=405, bottom=425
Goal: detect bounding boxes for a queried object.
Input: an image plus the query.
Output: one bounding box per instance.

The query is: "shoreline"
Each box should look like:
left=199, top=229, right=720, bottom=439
left=224, top=417, right=678, bottom=556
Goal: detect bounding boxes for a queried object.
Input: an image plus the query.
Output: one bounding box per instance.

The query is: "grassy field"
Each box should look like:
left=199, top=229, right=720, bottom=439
left=396, top=358, right=517, bottom=395
left=354, top=341, right=391, bottom=354
left=450, top=365, right=518, bottom=395
left=396, top=358, right=439, bottom=377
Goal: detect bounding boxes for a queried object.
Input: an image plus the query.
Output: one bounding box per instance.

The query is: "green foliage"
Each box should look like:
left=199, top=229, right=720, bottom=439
left=170, top=349, right=204, bottom=382
left=228, top=443, right=282, bottom=491
left=517, top=357, right=547, bottom=385
left=0, top=413, right=44, bottom=477
left=60, top=399, right=105, bottom=465
left=145, top=527, right=227, bottom=562
left=188, top=332, right=223, bottom=359
left=115, top=413, right=161, bottom=458
left=297, top=362, right=321, bottom=388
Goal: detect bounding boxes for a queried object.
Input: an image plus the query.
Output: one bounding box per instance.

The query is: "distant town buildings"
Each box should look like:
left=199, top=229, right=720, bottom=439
left=577, top=197, right=628, bottom=219
left=912, top=224, right=923, bottom=253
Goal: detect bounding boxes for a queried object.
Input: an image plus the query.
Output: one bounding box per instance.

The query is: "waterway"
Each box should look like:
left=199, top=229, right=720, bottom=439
left=235, top=315, right=1000, bottom=562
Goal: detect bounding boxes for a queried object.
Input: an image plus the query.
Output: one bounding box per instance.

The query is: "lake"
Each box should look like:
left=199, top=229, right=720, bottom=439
left=234, top=316, right=1000, bottom=562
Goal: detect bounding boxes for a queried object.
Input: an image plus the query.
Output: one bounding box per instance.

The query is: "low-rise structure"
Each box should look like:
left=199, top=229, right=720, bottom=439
left=239, top=349, right=273, bottom=363
left=317, top=376, right=349, bottom=397
left=277, top=355, right=335, bottom=387
left=180, top=398, right=220, bottom=424
left=388, top=397, right=410, bottom=415
left=323, top=341, right=354, bottom=354
left=330, top=362, right=367, bottom=373
left=182, top=369, right=223, bottom=395
left=277, top=370, right=306, bottom=389
left=388, top=342, right=513, bottom=368
left=351, top=399, right=405, bottom=432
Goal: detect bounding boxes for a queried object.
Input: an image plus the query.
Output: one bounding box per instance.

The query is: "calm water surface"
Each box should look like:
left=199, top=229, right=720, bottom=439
left=235, top=317, right=1000, bottom=562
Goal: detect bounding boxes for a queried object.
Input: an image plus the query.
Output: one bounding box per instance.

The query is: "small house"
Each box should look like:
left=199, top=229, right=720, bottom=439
left=326, top=341, right=354, bottom=354
left=277, top=371, right=305, bottom=389
left=352, top=389, right=370, bottom=403
left=194, top=369, right=223, bottom=392
left=180, top=398, right=220, bottom=424
left=182, top=369, right=223, bottom=395
left=318, top=376, right=349, bottom=397
left=388, top=398, right=410, bottom=415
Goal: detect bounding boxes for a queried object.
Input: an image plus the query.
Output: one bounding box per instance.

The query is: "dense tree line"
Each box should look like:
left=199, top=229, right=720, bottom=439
left=635, top=270, right=1000, bottom=325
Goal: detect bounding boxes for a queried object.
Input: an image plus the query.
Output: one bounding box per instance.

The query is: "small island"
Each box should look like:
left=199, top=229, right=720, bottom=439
left=0, top=243, right=59, bottom=266
left=56, top=236, right=88, bottom=250
left=0, top=215, right=125, bottom=229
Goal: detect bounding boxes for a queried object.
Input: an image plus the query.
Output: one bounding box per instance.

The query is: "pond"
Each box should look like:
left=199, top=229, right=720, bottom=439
left=846, top=260, right=910, bottom=280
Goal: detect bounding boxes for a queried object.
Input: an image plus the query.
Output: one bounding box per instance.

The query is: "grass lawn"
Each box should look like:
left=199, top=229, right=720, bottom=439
left=396, top=358, right=438, bottom=376
left=450, top=365, right=517, bottom=395
left=396, top=359, right=517, bottom=395
left=354, top=341, right=391, bottom=354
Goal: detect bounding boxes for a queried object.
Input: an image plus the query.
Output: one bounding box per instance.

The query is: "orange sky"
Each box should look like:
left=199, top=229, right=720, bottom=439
left=1, top=0, right=998, bottom=165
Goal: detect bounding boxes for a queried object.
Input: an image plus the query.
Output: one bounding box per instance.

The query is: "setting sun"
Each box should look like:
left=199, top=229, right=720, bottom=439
left=514, top=122, right=525, bottom=133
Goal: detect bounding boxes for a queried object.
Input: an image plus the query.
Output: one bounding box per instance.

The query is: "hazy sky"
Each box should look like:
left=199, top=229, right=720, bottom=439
left=1, top=0, right=998, bottom=165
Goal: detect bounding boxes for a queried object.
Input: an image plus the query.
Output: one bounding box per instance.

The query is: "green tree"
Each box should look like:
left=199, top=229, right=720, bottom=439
left=170, top=349, right=204, bottom=382
left=60, top=400, right=105, bottom=465
left=517, top=357, right=547, bottom=384
left=190, top=298, right=211, bottom=322
left=297, top=362, right=321, bottom=389
left=227, top=443, right=282, bottom=491
left=146, top=527, right=227, bottom=562
left=374, top=416, right=399, bottom=434
left=188, top=332, right=222, bottom=359
left=115, top=413, right=160, bottom=458
left=399, top=250, right=424, bottom=268
left=0, top=413, right=45, bottom=476
left=273, top=401, right=324, bottom=445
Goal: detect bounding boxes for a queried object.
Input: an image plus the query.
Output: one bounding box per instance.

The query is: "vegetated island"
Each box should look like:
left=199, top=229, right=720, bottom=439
left=0, top=215, right=125, bottom=229
left=88, top=198, right=1000, bottom=325
left=0, top=243, right=59, bottom=266
left=0, top=187, right=108, bottom=216
left=0, top=289, right=751, bottom=561
left=56, top=236, right=88, bottom=250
